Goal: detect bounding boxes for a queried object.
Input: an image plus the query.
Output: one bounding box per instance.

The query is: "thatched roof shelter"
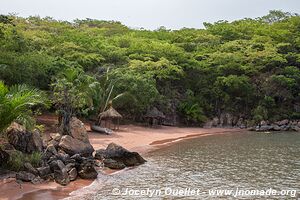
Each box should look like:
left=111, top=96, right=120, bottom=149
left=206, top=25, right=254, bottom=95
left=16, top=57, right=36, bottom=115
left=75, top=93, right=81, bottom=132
left=145, top=107, right=165, bottom=119
left=99, top=107, right=122, bottom=120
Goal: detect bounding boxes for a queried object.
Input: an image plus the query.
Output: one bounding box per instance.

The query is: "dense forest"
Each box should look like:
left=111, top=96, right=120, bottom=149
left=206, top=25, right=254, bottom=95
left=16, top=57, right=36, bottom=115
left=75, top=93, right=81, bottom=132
left=0, top=10, right=300, bottom=128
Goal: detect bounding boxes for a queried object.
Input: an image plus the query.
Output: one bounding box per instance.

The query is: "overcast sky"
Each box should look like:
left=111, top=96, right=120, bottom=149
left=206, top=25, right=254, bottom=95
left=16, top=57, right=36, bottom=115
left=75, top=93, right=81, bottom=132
left=1, top=0, right=300, bottom=30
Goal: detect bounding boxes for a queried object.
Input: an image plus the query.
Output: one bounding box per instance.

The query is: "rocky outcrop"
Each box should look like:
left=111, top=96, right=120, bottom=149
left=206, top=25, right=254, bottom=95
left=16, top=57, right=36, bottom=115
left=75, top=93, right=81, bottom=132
left=94, top=143, right=146, bottom=169
left=0, top=149, right=9, bottom=166
left=58, top=135, right=94, bottom=157
left=6, top=123, right=44, bottom=153
left=250, top=119, right=300, bottom=132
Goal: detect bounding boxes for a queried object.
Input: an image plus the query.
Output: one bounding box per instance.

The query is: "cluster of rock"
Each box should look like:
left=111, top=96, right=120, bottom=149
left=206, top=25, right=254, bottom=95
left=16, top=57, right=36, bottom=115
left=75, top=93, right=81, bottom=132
left=248, top=119, right=300, bottom=132
left=0, top=117, right=146, bottom=186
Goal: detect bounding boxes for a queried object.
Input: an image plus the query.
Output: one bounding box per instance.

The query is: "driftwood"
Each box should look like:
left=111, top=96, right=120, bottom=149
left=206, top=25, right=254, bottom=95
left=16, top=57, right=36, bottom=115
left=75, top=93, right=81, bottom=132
left=90, top=125, right=113, bottom=135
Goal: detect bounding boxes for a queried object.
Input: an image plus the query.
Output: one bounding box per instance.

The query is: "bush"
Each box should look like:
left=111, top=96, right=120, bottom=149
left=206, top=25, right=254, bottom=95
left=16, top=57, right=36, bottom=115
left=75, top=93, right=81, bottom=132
left=5, top=151, right=42, bottom=171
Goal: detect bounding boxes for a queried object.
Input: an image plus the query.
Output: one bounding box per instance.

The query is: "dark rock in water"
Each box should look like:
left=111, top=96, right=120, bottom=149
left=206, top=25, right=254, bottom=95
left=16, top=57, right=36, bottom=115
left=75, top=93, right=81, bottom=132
left=94, top=149, right=106, bottom=160
left=78, top=159, right=97, bottom=179
left=104, top=143, right=146, bottom=166
left=54, top=168, right=70, bottom=186
left=24, top=162, right=38, bottom=175
left=103, top=158, right=126, bottom=169
left=16, top=171, right=36, bottom=182
left=59, top=135, right=94, bottom=157
left=68, top=168, right=77, bottom=181
left=6, top=123, right=43, bottom=153
left=36, top=166, right=51, bottom=179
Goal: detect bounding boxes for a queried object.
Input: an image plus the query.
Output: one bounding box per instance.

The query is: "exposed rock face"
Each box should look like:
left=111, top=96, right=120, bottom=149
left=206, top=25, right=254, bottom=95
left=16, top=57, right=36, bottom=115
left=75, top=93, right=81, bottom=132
left=6, top=123, right=43, bottom=153
left=103, top=158, right=126, bottom=169
left=95, top=143, right=146, bottom=169
left=251, top=119, right=300, bottom=132
left=69, top=117, right=89, bottom=143
left=59, top=135, right=94, bottom=157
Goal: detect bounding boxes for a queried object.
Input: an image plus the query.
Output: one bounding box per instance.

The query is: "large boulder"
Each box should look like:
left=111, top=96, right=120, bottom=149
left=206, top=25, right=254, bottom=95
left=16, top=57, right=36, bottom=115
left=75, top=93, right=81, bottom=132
left=95, top=143, right=146, bottom=168
left=6, top=123, right=43, bottom=153
left=58, top=135, right=94, bottom=157
left=69, top=117, right=89, bottom=143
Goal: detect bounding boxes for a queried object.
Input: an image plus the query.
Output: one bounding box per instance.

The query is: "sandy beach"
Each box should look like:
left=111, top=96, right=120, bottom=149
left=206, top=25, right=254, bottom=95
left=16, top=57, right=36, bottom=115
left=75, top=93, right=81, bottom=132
left=0, top=117, right=244, bottom=200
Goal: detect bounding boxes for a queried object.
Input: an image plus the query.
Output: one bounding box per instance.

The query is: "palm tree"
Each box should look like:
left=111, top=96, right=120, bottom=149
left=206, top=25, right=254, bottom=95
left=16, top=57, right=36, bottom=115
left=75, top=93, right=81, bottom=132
left=0, top=81, right=48, bottom=133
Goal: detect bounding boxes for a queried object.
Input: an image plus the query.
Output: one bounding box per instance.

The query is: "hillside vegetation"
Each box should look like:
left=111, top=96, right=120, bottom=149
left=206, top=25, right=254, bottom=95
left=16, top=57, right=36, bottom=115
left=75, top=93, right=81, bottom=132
left=0, top=10, right=299, bottom=126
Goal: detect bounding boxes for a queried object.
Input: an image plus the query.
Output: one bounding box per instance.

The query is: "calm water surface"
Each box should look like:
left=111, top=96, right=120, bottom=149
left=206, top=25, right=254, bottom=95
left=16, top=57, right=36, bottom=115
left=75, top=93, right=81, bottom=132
left=68, top=132, right=300, bottom=199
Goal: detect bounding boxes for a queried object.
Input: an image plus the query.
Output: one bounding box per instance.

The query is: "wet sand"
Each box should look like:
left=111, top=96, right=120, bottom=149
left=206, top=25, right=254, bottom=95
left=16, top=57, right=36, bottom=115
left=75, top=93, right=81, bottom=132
left=0, top=121, right=244, bottom=200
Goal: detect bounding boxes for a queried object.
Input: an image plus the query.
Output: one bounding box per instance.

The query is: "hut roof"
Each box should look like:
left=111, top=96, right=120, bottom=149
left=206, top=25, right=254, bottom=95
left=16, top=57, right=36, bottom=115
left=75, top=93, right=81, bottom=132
left=145, top=107, right=165, bottom=119
left=99, top=107, right=122, bottom=119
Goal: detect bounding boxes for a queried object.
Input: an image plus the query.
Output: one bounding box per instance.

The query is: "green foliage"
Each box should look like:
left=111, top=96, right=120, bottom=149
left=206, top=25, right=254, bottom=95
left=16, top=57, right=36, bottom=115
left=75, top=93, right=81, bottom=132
left=0, top=10, right=300, bottom=125
left=0, top=81, right=48, bottom=133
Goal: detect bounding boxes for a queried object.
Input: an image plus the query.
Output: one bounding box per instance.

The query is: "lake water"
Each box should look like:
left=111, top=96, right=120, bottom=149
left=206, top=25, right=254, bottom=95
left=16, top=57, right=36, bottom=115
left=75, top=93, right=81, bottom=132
left=68, top=132, right=300, bottom=199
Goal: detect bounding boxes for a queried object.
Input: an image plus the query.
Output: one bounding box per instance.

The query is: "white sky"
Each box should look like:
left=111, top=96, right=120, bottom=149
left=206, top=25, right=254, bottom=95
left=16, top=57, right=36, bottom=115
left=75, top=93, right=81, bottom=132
left=1, top=0, right=300, bottom=30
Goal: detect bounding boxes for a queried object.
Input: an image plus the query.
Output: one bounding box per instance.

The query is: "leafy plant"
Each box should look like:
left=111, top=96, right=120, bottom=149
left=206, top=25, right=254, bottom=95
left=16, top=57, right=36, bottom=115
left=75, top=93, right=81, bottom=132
left=0, top=81, right=48, bottom=133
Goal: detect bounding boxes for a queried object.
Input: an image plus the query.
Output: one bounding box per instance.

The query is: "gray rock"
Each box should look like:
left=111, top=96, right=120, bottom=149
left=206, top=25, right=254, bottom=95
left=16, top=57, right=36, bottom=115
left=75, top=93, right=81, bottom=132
left=103, top=158, right=126, bottom=169
left=24, top=162, right=38, bottom=175
left=68, top=168, right=77, bottom=181
left=59, top=135, right=94, bottom=157
left=291, top=126, right=300, bottom=132
left=54, top=168, right=70, bottom=186
left=36, top=166, right=51, bottom=178
left=16, top=171, right=36, bottom=182
left=6, top=123, right=43, bottom=153
left=0, top=149, right=9, bottom=166
left=69, top=117, right=89, bottom=143
left=275, top=119, right=289, bottom=126
left=94, top=149, right=106, bottom=160
left=31, top=176, right=44, bottom=184
left=78, top=160, right=98, bottom=179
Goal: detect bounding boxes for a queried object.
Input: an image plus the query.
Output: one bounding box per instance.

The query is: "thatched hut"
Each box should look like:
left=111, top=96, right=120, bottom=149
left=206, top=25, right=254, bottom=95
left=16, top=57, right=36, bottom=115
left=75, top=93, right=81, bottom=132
left=99, top=106, right=122, bottom=130
left=145, top=107, right=165, bottom=126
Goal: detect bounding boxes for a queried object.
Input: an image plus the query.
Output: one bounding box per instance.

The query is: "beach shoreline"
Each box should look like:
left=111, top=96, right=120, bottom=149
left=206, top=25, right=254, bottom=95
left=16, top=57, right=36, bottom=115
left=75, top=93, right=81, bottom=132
left=0, top=124, right=245, bottom=200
